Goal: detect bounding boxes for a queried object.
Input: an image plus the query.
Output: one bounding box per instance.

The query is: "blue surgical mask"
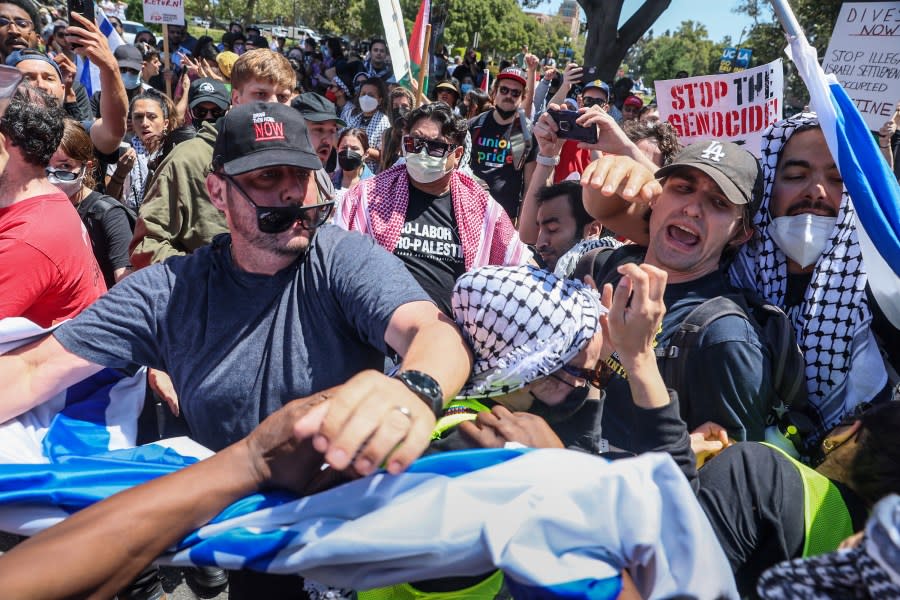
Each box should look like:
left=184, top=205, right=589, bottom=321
left=460, top=83, right=473, bottom=94
left=234, top=44, right=245, bottom=55
left=121, top=71, right=141, bottom=90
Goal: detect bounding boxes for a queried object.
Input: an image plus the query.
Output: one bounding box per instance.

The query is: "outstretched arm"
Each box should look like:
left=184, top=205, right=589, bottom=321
left=0, top=395, right=336, bottom=600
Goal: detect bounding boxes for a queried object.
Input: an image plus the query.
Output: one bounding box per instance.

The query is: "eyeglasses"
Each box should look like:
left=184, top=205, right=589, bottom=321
left=46, top=166, right=85, bottom=181
left=559, top=364, right=612, bottom=389
left=223, top=174, right=333, bottom=233
left=497, top=85, right=522, bottom=98
left=191, top=105, right=226, bottom=120
left=583, top=96, right=608, bottom=108
left=402, top=135, right=457, bottom=158
left=0, top=17, right=32, bottom=30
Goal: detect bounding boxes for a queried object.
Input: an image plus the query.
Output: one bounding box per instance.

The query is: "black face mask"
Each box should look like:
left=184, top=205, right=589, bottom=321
left=337, top=149, right=364, bottom=171
left=495, top=106, right=517, bottom=120
left=391, top=106, right=410, bottom=127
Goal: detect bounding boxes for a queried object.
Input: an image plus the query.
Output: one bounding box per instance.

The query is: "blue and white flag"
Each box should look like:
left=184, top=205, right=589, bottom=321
left=0, top=321, right=737, bottom=599
left=74, top=5, right=125, bottom=97
left=787, top=33, right=900, bottom=328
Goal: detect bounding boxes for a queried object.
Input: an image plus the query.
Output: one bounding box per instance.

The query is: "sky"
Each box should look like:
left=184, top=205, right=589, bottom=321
left=534, top=0, right=758, bottom=44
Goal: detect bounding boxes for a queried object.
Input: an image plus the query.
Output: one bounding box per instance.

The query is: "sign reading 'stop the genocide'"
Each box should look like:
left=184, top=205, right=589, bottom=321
left=655, top=59, right=783, bottom=156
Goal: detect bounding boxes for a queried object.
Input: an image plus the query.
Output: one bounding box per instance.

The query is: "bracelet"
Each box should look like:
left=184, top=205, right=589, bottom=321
left=536, top=154, right=560, bottom=167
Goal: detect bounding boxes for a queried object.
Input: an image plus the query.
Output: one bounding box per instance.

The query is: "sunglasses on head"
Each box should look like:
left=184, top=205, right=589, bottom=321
left=223, top=174, right=333, bottom=233
left=402, top=135, right=457, bottom=158
left=191, top=105, right=226, bottom=120
left=46, top=166, right=84, bottom=181
left=497, top=85, right=522, bottom=98
left=583, top=96, right=608, bottom=108
left=559, top=363, right=612, bottom=389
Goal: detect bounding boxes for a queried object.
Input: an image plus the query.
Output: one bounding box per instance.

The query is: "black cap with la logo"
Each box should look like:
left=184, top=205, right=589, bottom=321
left=211, top=102, right=322, bottom=176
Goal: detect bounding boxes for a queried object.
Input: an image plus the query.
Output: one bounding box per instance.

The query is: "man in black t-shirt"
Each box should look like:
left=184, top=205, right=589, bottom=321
left=336, top=103, right=531, bottom=315
left=468, top=67, right=536, bottom=220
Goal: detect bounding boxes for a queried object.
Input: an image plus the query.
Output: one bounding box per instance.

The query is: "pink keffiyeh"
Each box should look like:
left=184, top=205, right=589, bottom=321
left=334, top=164, right=530, bottom=269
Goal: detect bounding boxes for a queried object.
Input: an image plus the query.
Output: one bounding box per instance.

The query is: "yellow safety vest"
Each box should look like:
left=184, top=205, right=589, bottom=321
left=359, top=400, right=502, bottom=600
left=761, top=443, right=856, bottom=556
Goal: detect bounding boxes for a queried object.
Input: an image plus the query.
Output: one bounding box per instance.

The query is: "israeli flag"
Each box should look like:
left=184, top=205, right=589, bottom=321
left=74, top=5, right=125, bottom=97
left=0, top=320, right=737, bottom=599
left=787, top=34, right=900, bottom=328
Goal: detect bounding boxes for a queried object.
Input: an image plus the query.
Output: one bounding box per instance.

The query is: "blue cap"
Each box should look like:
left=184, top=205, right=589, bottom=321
left=5, top=50, right=62, bottom=82
left=582, top=79, right=609, bottom=94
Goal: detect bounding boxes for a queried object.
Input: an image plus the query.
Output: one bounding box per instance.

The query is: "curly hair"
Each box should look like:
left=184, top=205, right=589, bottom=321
left=622, top=119, right=682, bottom=166
left=407, top=102, right=467, bottom=146
left=0, top=87, right=65, bottom=167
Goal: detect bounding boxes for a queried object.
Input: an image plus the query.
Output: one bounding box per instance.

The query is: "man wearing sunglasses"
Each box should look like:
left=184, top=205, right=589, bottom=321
left=0, top=101, right=473, bottom=598
left=336, top=102, right=530, bottom=315
left=130, top=49, right=317, bottom=270
left=187, top=77, right=229, bottom=128
left=468, top=66, right=537, bottom=221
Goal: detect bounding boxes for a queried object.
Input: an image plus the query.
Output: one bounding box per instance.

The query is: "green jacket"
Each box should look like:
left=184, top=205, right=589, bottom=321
left=130, top=121, right=225, bottom=269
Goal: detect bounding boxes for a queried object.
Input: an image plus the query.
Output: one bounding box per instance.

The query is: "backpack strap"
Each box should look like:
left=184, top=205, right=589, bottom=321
left=81, top=193, right=138, bottom=232
left=467, top=111, right=490, bottom=147
left=655, top=296, right=748, bottom=397
left=509, top=108, right=533, bottom=170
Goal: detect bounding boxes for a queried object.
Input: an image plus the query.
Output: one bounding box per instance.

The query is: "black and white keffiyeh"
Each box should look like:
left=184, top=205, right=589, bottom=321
left=729, top=112, right=885, bottom=434
left=452, top=265, right=605, bottom=398
left=757, top=494, right=900, bottom=600
left=552, top=236, right=623, bottom=280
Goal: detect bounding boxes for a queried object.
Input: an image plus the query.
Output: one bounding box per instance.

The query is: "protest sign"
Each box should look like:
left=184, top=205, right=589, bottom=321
left=656, top=59, right=783, bottom=156
left=822, top=2, right=900, bottom=131
left=142, top=0, right=184, bottom=26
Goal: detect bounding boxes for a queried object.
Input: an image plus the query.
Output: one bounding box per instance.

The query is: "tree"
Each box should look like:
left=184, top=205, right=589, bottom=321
left=628, top=21, right=720, bottom=86
left=578, top=0, right=672, bottom=82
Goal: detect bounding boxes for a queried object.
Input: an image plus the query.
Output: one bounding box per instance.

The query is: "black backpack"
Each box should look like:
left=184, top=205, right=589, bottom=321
left=582, top=246, right=819, bottom=453
left=79, top=193, right=137, bottom=233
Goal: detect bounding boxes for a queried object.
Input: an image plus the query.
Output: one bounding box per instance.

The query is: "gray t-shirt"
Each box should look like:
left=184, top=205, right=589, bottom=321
left=54, top=225, right=431, bottom=450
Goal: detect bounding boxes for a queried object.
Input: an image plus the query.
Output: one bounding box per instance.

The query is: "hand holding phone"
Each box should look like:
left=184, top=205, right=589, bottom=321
left=548, top=108, right=598, bottom=145
left=562, top=62, right=583, bottom=87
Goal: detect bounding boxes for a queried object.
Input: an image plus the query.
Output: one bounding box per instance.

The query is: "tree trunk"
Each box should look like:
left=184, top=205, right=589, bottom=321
left=579, top=0, right=672, bottom=82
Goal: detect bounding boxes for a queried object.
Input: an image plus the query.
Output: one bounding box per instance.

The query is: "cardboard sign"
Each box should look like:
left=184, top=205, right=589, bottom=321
left=142, top=0, right=184, bottom=26
left=823, top=1, right=900, bottom=131
left=655, top=59, right=783, bottom=156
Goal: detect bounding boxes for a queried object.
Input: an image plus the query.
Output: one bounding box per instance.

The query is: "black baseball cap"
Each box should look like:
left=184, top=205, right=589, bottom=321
left=189, top=78, right=229, bottom=110
left=114, top=44, right=143, bottom=71
left=212, top=102, right=322, bottom=175
left=291, top=92, right=345, bottom=126
left=655, top=140, right=763, bottom=216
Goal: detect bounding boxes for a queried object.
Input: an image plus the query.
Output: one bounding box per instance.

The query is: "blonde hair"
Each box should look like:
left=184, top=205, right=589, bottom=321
left=231, top=49, right=295, bottom=93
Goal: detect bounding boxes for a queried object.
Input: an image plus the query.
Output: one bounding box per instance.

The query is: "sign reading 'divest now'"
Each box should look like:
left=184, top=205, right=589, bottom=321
left=143, top=0, right=184, bottom=26
left=655, top=59, right=783, bottom=157
left=823, top=1, right=900, bottom=131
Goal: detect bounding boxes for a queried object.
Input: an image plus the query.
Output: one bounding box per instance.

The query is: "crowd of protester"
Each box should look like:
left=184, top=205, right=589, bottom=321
left=0, top=2, right=898, bottom=598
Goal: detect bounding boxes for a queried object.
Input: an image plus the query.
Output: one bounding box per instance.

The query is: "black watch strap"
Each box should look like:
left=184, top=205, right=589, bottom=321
left=394, top=370, right=444, bottom=417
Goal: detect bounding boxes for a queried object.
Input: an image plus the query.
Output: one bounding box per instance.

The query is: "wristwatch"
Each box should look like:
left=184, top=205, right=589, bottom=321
left=394, top=370, right=444, bottom=417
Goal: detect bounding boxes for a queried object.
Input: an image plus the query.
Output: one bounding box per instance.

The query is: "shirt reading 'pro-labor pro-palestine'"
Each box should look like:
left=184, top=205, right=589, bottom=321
left=394, top=186, right=465, bottom=315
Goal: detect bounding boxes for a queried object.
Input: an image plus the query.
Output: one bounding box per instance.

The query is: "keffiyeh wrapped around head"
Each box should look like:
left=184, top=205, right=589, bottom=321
left=453, top=265, right=605, bottom=398
left=729, top=112, right=882, bottom=434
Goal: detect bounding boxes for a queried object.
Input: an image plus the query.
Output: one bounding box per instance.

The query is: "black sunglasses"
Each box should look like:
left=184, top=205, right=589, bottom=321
left=402, top=135, right=457, bottom=158
left=583, top=96, right=608, bottom=108
left=497, top=85, right=522, bottom=98
left=191, top=105, right=226, bottom=120
left=559, top=363, right=613, bottom=389
left=223, top=174, right=333, bottom=233
left=46, top=166, right=84, bottom=182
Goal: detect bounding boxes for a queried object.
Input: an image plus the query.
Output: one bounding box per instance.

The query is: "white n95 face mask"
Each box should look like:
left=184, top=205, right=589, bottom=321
left=768, top=213, right=837, bottom=268
left=358, top=94, right=379, bottom=113
left=404, top=148, right=451, bottom=184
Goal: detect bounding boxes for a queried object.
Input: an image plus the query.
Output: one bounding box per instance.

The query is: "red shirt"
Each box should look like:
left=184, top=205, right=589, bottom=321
left=0, top=192, right=106, bottom=327
left=554, top=140, right=594, bottom=183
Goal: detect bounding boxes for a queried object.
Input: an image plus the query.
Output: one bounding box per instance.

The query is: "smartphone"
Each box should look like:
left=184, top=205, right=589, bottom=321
left=548, top=109, right=598, bottom=144
left=67, top=0, right=95, bottom=28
